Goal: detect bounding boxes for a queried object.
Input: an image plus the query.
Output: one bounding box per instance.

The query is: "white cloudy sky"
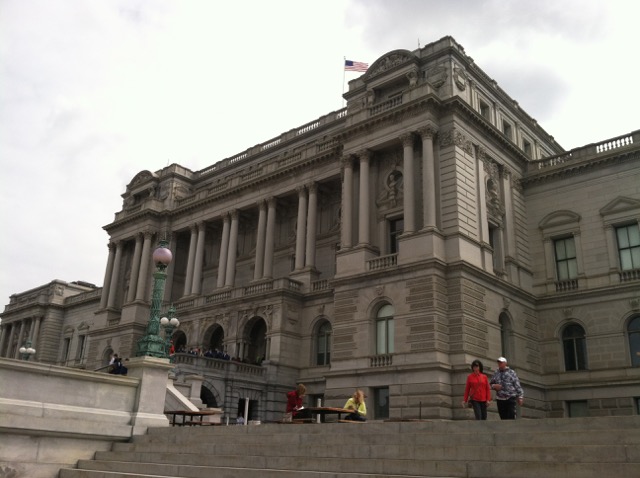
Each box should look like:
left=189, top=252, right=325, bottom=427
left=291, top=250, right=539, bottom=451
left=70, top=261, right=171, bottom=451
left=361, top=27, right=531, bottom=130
left=1, top=0, right=638, bottom=305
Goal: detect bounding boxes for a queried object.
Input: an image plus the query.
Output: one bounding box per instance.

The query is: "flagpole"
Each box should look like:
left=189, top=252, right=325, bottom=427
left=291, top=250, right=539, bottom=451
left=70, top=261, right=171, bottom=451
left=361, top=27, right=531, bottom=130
left=342, top=56, right=346, bottom=108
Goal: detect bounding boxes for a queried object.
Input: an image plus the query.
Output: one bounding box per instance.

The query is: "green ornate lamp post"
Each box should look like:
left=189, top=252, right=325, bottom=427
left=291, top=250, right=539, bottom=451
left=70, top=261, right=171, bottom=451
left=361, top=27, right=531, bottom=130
left=19, top=339, right=36, bottom=361
left=160, top=305, right=180, bottom=361
left=136, top=240, right=174, bottom=358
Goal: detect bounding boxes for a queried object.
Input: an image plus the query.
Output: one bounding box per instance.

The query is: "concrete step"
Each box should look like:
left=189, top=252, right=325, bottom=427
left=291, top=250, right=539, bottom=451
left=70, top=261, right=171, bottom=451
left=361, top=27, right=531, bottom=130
left=57, top=416, right=640, bottom=478
left=122, top=426, right=640, bottom=449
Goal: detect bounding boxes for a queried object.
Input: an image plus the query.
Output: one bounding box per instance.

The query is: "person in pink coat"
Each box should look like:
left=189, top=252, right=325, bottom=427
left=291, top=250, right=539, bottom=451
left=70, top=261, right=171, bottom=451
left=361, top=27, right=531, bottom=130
left=462, top=359, right=492, bottom=420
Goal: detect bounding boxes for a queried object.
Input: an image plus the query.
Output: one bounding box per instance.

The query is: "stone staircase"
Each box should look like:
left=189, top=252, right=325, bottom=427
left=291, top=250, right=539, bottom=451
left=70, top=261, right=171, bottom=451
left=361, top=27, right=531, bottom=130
left=58, top=416, right=640, bottom=478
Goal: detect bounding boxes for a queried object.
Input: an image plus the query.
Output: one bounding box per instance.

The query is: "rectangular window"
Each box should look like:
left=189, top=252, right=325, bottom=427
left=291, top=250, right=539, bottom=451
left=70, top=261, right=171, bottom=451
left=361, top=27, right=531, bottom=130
left=567, top=400, right=589, bottom=418
left=62, top=338, right=71, bottom=364
left=523, top=139, right=532, bottom=157
left=373, top=387, right=390, bottom=420
left=502, top=120, right=512, bottom=140
left=389, top=218, right=404, bottom=254
left=479, top=100, right=490, bottom=120
left=489, top=223, right=503, bottom=272
left=616, top=224, right=640, bottom=270
left=76, top=335, right=86, bottom=362
left=554, top=237, right=578, bottom=280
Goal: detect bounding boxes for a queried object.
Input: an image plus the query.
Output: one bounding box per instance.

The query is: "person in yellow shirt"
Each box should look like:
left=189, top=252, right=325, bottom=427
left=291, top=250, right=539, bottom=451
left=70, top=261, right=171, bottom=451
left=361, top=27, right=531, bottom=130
left=343, top=389, right=367, bottom=421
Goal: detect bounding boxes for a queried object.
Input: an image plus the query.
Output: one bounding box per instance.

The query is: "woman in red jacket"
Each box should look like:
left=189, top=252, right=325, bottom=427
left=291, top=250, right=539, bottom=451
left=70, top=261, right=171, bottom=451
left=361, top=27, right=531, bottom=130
left=286, top=383, right=311, bottom=420
left=462, top=359, right=492, bottom=420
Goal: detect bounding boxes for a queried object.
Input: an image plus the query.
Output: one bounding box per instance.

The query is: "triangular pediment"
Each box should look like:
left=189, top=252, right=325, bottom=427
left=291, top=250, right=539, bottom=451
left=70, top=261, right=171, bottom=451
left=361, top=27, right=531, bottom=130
left=539, top=210, right=581, bottom=229
left=600, top=196, right=640, bottom=216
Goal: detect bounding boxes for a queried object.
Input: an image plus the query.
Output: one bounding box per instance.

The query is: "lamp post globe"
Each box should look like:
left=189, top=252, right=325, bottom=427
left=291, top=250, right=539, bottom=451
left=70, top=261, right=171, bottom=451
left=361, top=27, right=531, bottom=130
left=19, top=339, right=36, bottom=361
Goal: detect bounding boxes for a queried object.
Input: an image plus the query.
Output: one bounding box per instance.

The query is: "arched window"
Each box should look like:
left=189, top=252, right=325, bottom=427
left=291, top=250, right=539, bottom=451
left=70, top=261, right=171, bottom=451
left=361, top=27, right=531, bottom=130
left=628, top=316, right=640, bottom=367
left=315, top=320, right=332, bottom=366
left=562, top=323, right=587, bottom=371
left=376, top=304, right=395, bottom=355
left=246, top=318, right=267, bottom=364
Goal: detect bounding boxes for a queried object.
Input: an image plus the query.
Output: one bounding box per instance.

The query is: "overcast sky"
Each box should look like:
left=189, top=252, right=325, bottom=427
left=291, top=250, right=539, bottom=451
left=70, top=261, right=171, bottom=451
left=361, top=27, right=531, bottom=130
left=1, top=0, right=638, bottom=305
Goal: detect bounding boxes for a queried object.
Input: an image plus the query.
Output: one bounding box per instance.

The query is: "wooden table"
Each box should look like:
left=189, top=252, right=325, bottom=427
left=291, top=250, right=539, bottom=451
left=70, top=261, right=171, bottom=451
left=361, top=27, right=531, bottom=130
left=164, top=409, right=222, bottom=426
left=305, top=407, right=354, bottom=422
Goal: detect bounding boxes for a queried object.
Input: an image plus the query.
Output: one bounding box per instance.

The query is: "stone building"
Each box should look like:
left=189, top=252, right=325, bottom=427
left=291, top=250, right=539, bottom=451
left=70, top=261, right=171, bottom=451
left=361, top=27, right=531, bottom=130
left=1, top=36, right=639, bottom=422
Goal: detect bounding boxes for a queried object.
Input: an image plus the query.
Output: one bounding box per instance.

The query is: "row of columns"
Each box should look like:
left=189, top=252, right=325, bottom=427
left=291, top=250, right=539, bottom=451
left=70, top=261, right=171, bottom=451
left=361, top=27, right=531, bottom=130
left=180, top=183, right=319, bottom=297
left=341, top=126, right=438, bottom=248
left=100, top=231, right=155, bottom=309
left=0, top=316, right=42, bottom=359
left=99, top=182, right=323, bottom=309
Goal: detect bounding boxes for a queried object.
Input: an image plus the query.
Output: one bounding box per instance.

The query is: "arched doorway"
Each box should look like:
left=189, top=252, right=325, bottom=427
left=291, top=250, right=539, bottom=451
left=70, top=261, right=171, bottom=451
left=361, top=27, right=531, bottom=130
left=245, top=317, right=267, bottom=365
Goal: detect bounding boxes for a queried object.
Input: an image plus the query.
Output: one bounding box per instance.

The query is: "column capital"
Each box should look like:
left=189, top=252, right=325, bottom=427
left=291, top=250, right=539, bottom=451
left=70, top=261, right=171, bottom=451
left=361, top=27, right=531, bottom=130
left=306, top=182, right=318, bottom=194
left=107, top=241, right=117, bottom=252
left=340, top=156, right=354, bottom=168
left=399, top=132, right=415, bottom=148
left=357, top=149, right=371, bottom=162
left=417, top=122, right=439, bottom=140
left=230, top=209, right=239, bottom=220
left=266, top=196, right=277, bottom=208
left=296, top=185, right=307, bottom=195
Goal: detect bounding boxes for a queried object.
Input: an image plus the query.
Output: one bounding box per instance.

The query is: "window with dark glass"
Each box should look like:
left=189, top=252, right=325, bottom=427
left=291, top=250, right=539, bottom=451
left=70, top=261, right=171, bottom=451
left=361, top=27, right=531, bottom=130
left=616, top=224, right=640, bottom=271
left=316, top=321, right=332, bottom=366
left=376, top=304, right=395, bottom=355
left=628, top=316, right=640, bottom=367
left=554, top=237, right=578, bottom=280
left=562, top=324, right=587, bottom=371
left=373, top=387, right=389, bottom=419
left=389, top=218, right=404, bottom=254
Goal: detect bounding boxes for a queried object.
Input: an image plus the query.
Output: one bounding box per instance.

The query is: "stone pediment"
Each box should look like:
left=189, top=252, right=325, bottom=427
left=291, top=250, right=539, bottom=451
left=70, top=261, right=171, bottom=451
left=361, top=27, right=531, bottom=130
left=599, top=196, right=640, bottom=216
left=366, top=50, right=416, bottom=78
left=539, top=210, right=581, bottom=229
left=127, top=170, right=158, bottom=191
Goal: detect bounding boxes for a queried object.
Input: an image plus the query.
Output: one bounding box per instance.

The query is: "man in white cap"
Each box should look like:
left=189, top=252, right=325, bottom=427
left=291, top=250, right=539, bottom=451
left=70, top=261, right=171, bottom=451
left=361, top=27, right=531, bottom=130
left=489, top=357, right=524, bottom=419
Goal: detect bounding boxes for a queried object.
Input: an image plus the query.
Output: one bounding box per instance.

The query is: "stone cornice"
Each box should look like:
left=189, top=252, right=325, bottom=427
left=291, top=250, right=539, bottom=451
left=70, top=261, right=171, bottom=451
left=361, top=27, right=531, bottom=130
left=521, top=149, right=640, bottom=187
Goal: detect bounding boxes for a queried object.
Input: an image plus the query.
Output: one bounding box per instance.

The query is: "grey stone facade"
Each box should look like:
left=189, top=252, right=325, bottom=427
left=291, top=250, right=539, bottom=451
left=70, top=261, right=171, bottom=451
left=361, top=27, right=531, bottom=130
left=2, top=36, right=639, bottom=422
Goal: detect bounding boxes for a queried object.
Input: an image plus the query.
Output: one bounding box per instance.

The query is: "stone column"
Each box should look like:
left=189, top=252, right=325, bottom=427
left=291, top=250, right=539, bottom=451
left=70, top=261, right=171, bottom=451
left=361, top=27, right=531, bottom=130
left=306, top=182, right=318, bottom=268
left=0, top=323, right=7, bottom=357
left=183, top=224, right=198, bottom=296
left=358, top=150, right=371, bottom=245
left=341, top=156, right=354, bottom=248
left=164, top=232, right=177, bottom=302
left=478, top=157, right=490, bottom=245
left=126, top=233, right=143, bottom=303
left=135, top=232, right=154, bottom=301
left=295, top=186, right=308, bottom=270
left=263, top=197, right=277, bottom=278
left=107, top=241, right=123, bottom=308
left=32, top=316, right=43, bottom=354
left=418, top=125, right=438, bottom=230
left=191, top=222, right=206, bottom=295
left=14, top=320, right=26, bottom=359
left=225, top=210, right=239, bottom=287
left=217, top=214, right=231, bottom=288
left=400, top=133, right=416, bottom=233
left=502, top=170, right=516, bottom=261
left=100, top=242, right=116, bottom=309
left=254, top=200, right=267, bottom=280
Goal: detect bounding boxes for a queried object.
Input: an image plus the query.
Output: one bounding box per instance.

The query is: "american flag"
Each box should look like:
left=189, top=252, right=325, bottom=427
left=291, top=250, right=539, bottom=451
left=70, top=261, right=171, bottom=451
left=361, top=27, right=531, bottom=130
left=344, top=59, right=368, bottom=72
